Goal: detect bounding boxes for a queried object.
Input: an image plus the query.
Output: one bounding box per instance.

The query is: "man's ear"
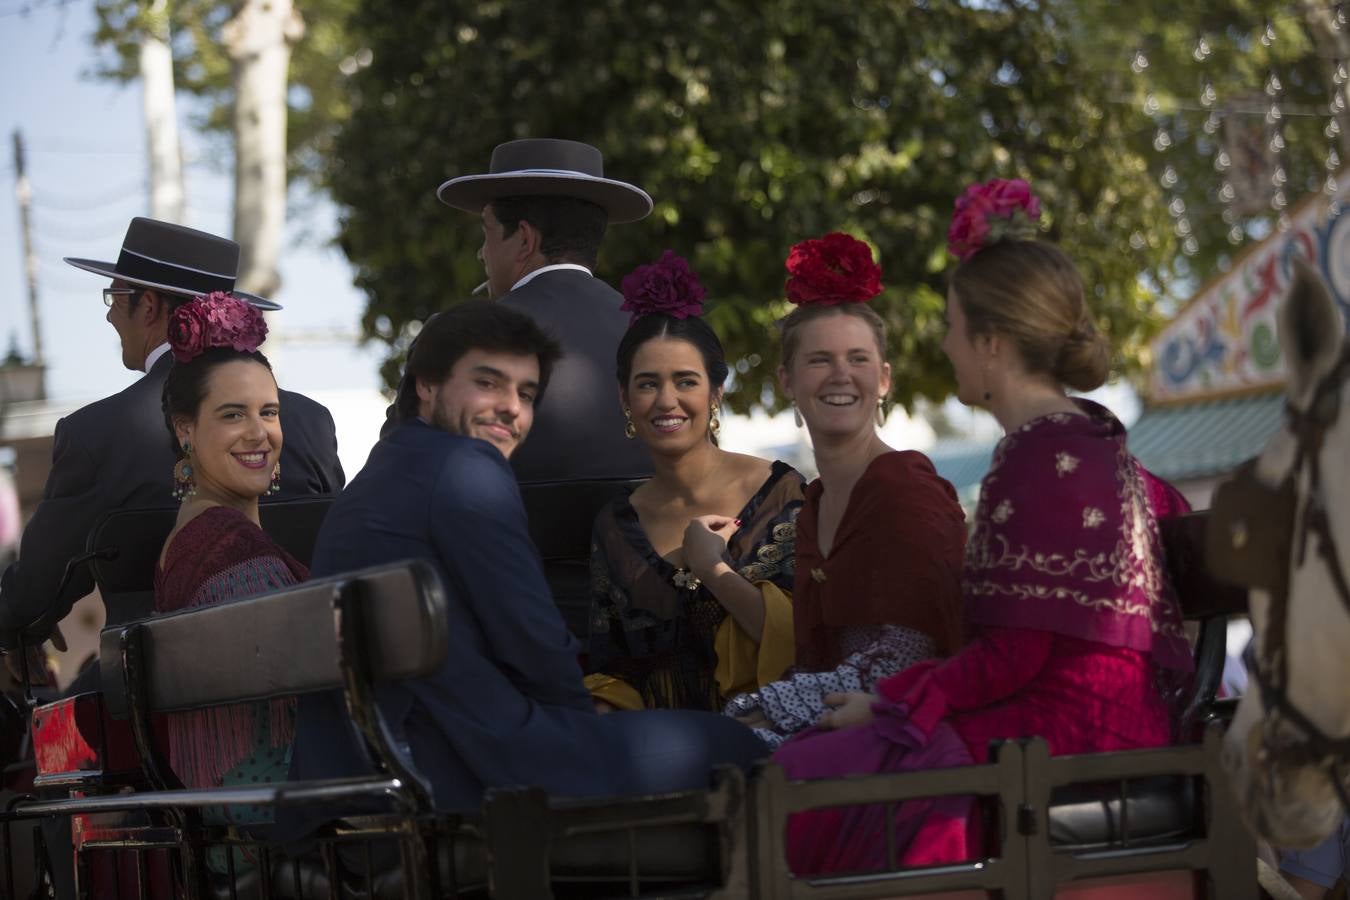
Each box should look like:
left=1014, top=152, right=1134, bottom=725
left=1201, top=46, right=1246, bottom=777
left=139, top=289, right=171, bottom=326
left=515, top=219, right=544, bottom=261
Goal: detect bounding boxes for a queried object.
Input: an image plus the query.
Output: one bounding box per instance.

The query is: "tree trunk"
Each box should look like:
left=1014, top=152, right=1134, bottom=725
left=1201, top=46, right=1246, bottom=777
left=223, top=0, right=305, bottom=298
left=140, top=0, right=185, bottom=223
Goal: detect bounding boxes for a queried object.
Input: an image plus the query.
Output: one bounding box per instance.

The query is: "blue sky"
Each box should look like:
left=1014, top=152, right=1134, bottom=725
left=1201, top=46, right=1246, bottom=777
left=0, top=0, right=385, bottom=407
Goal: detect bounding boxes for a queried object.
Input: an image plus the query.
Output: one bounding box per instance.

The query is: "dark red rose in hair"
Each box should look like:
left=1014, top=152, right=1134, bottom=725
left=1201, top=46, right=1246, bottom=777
left=784, top=232, right=883, bottom=306
left=167, top=302, right=210, bottom=363
left=168, top=291, right=268, bottom=363
left=619, top=250, right=707, bottom=323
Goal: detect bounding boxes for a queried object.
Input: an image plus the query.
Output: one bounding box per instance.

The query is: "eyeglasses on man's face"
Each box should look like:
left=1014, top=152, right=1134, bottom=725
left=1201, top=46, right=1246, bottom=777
left=102, top=287, right=140, bottom=308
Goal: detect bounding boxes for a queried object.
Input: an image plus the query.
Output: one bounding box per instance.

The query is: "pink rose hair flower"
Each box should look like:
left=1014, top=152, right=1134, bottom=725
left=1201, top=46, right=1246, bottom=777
left=784, top=232, right=883, bottom=306
left=620, top=250, right=707, bottom=323
left=168, top=291, right=268, bottom=363
left=947, top=178, right=1042, bottom=262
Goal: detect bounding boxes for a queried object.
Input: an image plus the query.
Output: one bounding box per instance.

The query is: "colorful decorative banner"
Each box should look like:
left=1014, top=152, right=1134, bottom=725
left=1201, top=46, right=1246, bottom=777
left=1149, top=189, right=1350, bottom=401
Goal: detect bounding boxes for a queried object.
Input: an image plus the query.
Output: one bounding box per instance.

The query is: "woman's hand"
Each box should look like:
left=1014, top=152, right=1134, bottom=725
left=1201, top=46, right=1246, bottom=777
left=818, top=691, right=880, bottom=730
left=683, top=515, right=739, bottom=579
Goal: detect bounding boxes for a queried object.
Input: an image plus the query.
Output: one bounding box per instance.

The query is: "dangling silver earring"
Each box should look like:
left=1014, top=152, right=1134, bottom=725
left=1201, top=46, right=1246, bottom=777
left=792, top=403, right=804, bottom=428
left=875, top=397, right=886, bottom=427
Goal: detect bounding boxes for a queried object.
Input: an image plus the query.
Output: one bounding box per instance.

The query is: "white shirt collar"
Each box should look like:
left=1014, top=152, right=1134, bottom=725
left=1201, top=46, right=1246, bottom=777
left=511, top=263, right=592, bottom=292
left=144, top=342, right=172, bottom=373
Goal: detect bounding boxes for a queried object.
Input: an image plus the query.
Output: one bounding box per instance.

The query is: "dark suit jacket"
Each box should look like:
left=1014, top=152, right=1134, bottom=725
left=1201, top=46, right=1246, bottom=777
left=500, top=268, right=651, bottom=484
left=0, top=352, right=344, bottom=647
left=292, top=421, right=629, bottom=810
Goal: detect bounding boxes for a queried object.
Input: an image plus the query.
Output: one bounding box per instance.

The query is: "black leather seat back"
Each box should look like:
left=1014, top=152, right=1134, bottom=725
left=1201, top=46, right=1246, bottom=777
left=86, top=498, right=334, bottom=629
left=99, top=559, right=446, bottom=718
left=519, top=479, right=644, bottom=637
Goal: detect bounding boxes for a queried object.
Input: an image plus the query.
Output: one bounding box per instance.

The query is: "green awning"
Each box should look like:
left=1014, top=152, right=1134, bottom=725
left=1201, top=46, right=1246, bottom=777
left=1128, top=391, right=1286, bottom=481
left=929, top=390, right=1287, bottom=498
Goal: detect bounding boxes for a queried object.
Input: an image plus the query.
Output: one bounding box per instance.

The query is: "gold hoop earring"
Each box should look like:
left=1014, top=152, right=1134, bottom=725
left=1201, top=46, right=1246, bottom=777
left=623, top=407, right=636, bottom=439
left=875, top=397, right=886, bottom=427
left=709, top=404, right=721, bottom=439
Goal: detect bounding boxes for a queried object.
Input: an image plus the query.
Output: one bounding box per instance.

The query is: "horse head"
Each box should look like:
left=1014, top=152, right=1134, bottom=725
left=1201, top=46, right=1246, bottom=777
left=1218, top=255, right=1350, bottom=848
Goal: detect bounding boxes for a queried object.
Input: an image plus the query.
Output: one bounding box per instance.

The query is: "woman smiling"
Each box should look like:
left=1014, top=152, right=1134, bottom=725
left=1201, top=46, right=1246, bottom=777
left=723, top=233, right=967, bottom=748
left=585, top=252, right=805, bottom=712
left=154, top=292, right=308, bottom=872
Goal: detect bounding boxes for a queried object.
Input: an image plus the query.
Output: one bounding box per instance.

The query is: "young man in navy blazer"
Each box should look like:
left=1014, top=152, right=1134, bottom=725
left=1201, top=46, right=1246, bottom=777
left=295, top=301, right=763, bottom=815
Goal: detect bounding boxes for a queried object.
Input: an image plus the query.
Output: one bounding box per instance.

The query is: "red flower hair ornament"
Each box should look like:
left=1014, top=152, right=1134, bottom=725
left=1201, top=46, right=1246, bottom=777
left=947, top=178, right=1042, bottom=262
left=619, top=250, right=707, bottom=323
left=784, top=232, right=883, bottom=306
left=167, top=291, right=269, bottom=364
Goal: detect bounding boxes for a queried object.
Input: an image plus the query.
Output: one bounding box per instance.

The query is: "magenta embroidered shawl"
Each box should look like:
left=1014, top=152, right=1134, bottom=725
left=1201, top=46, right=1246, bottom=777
left=963, top=400, right=1192, bottom=672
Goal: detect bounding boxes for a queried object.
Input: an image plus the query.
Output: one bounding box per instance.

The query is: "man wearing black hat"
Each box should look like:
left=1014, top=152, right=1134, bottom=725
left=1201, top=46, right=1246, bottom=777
left=435, top=138, right=652, bottom=486
left=0, top=218, right=345, bottom=655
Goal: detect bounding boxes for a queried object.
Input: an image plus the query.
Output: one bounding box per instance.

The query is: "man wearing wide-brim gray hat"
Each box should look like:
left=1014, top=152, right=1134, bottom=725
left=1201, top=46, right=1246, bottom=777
left=0, top=218, right=345, bottom=661
left=422, top=138, right=654, bottom=634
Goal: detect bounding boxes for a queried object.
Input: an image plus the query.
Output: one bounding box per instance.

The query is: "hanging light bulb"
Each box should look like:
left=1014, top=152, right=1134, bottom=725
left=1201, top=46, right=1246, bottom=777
left=1335, top=61, right=1348, bottom=85
left=1220, top=181, right=1236, bottom=202
left=1193, top=36, right=1212, bottom=61
left=1327, top=175, right=1340, bottom=195
left=1327, top=119, right=1341, bottom=139
left=1200, top=82, right=1217, bottom=107
left=1273, top=190, right=1288, bottom=210
left=1160, top=166, right=1179, bottom=188
left=1153, top=128, right=1173, bottom=151
left=1203, top=111, right=1221, bottom=134
left=1266, top=103, right=1283, bottom=123
left=1176, top=217, right=1193, bottom=236
left=1261, top=21, right=1276, bottom=46
left=1214, top=150, right=1232, bottom=171
left=1270, top=133, right=1286, bottom=152
left=1131, top=49, right=1149, bottom=73
left=1222, top=207, right=1238, bottom=224
left=1265, top=73, right=1282, bottom=95
left=1328, top=150, right=1341, bottom=170
left=1144, top=92, right=1161, bottom=114
left=1168, top=196, right=1187, bottom=216
left=1228, top=225, right=1244, bottom=244
left=1183, top=236, right=1200, bottom=255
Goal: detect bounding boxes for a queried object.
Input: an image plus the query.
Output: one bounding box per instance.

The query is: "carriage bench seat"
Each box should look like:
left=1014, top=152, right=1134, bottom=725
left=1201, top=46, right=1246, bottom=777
left=1046, top=776, right=1195, bottom=850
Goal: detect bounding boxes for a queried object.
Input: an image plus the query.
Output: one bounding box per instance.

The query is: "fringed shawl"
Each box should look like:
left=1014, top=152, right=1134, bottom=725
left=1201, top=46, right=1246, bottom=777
left=962, top=400, right=1192, bottom=673
left=793, top=451, right=967, bottom=671
left=153, top=506, right=308, bottom=791
left=587, top=460, right=805, bottom=710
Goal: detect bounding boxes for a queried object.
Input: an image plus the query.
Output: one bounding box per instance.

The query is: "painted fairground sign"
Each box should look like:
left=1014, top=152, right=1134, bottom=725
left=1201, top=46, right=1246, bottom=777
left=1148, top=185, right=1350, bottom=402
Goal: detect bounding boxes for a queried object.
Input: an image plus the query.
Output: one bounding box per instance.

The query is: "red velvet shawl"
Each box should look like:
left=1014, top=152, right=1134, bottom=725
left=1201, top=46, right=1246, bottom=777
left=794, top=451, right=967, bottom=670
left=153, top=506, right=308, bottom=789
left=962, top=400, right=1192, bottom=672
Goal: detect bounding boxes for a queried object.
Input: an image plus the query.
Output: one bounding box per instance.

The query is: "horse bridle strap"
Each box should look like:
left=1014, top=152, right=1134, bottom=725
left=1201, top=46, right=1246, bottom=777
left=1242, top=343, right=1350, bottom=812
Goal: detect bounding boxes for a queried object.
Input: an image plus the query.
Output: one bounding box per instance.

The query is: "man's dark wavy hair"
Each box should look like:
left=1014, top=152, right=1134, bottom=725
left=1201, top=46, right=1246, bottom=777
left=490, top=195, right=608, bottom=268
left=395, top=299, right=563, bottom=421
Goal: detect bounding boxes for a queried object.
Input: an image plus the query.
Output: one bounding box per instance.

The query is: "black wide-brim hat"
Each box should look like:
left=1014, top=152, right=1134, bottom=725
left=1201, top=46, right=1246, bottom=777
left=436, top=139, right=653, bottom=224
left=64, top=217, right=282, bottom=311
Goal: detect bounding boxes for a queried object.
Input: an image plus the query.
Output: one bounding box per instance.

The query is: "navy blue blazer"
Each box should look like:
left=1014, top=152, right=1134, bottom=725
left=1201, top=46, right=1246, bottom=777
left=0, top=352, right=344, bottom=648
left=293, top=421, right=630, bottom=809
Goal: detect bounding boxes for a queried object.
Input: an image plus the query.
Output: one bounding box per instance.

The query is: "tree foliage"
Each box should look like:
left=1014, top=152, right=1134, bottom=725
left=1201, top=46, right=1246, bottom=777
left=329, top=0, right=1190, bottom=412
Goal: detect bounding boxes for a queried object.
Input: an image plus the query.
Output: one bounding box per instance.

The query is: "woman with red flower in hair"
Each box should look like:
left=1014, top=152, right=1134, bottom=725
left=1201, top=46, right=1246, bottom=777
left=771, top=182, right=1192, bottom=875
left=584, top=252, right=806, bottom=713
left=155, top=292, right=307, bottom=873
left=722, top=232, right=968, bottom=751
